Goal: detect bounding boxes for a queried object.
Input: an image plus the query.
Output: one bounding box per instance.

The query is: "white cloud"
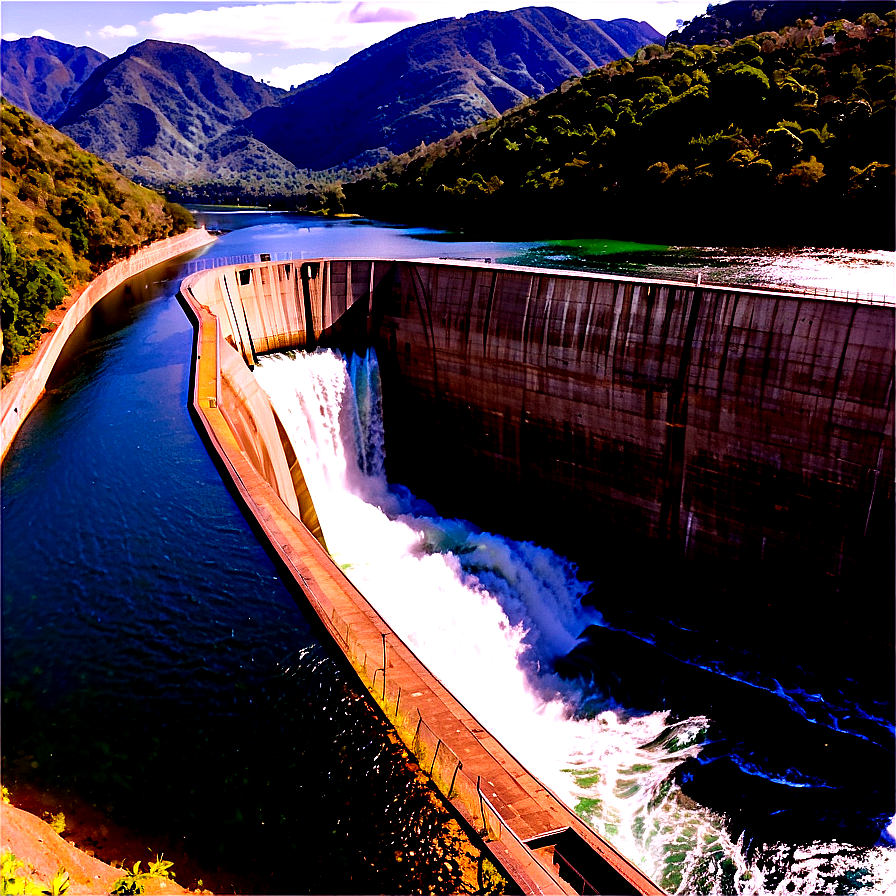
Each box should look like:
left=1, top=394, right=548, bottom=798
left=98, top=24, right=139, bottom=40
left=147, top=1, right=710, bottom=54
left=208, top=50, right=254, bottom=69
left=3, top=29, right=56, bottom=41
left=266, top=61, right=336, bottom=89
left=150, top=2, right=422, bottom=51
left=342, top=3, right=416, bottom=25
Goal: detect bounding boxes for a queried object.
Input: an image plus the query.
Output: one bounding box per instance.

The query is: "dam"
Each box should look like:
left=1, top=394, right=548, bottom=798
left=179, top=256, right=894, bottom=894
left=181, top=256, right=894, bottom=599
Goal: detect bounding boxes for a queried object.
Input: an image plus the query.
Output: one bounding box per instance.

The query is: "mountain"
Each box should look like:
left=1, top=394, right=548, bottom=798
left=240, top=7, right=661, bottom=171
left=0, top=36, right=107, bottom=122
left=5, top=10, right=663, bottom=187
left=591, top=18, right=664, bottom=54
left=345, top=7, right=895, bottom=248
left=53, top=40, right=286, bottom=181
left=669, top=0, right=895, bottom=45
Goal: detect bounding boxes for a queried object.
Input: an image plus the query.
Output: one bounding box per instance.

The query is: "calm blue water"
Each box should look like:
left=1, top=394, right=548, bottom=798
left=2, top=214, right=894, bottom=894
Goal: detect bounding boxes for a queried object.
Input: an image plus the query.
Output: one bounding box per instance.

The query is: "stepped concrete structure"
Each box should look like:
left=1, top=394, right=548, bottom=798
left=179, top=256, right=894, bottom=896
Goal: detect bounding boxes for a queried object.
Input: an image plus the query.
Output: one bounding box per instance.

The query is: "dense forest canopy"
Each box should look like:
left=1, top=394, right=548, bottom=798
left=345, top=9, right=895, bottom=247
left=1, top=99, right=193, bottom=381
left=669, top=0, right=895, bottom=45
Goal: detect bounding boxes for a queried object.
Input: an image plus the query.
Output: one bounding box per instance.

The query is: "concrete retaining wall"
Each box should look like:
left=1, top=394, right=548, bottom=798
left=1, top=228, right=216, bottom=460
left=376, top=261, right=894, bottom=597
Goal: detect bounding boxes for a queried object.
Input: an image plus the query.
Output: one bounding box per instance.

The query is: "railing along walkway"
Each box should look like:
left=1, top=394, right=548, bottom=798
left=180, top=253, right=895, bottom=307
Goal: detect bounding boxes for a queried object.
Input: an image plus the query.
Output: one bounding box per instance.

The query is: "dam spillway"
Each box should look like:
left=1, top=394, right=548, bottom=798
left=178, top=256, right=894, bottom=894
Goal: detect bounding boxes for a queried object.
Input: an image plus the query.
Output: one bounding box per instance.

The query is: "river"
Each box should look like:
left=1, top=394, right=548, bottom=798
left=2, top=212, right=894, bottom=894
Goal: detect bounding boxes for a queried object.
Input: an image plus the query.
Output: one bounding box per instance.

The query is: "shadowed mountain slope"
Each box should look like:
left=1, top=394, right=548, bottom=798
left=591, top=17, right=666, bottom=55
left=241, top=7, right=663, bottom=171
left=53, top=40, right=286, bottom=180
left=0, top=36, right=107, bottom=123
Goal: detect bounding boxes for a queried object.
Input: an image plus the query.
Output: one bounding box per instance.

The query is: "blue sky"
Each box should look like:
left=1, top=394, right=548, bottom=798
left=1, top=1, right=711, bottom=88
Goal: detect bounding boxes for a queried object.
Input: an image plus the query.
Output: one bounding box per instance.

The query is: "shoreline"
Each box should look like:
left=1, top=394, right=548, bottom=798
left=1, top=794, right=208, bottom=895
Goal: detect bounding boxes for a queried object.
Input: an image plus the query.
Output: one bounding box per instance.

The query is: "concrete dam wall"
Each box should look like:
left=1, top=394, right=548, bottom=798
left=183, top=256, right=894, bottom=616
left=180, top=255, right=892, bottom=894
left=178, top=264, right=666, bottom=896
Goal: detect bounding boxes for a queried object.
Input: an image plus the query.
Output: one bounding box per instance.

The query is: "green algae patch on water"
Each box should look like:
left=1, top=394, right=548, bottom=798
left=563, top=767, right=602, bottom=789
left=546, top=238, right=670, bottom=255
left=507, top=236, right=672, bottom=275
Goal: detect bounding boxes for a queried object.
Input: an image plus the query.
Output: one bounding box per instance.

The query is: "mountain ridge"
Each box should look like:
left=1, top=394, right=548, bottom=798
left=1, top=8, right=662, bottom=184
left=0, top=36, right=107, bottom=123
left=240, top=7, right=662, bottom=172
left=52, top=39, right=286, bottom=181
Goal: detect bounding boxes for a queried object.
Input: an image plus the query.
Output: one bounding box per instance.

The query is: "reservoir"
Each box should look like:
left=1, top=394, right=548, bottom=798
left=2, top=214, right=894, bottom=894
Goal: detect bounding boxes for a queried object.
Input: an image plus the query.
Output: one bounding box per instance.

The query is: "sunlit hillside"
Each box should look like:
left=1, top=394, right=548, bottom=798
left=1, top=99, right=193, bottom=378
left=347, top=9, right=895, bottom=247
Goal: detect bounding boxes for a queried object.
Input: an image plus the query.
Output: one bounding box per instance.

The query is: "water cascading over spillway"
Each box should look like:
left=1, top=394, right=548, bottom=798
left=253, top=348, right=895, bottom=896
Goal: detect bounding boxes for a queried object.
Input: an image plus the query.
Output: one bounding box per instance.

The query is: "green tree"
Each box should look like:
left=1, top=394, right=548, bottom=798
left=778, top=155, right=826, bottom=188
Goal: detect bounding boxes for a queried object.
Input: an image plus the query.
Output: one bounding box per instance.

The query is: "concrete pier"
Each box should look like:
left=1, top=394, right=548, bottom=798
left=180, top=255, right=893, bottom=894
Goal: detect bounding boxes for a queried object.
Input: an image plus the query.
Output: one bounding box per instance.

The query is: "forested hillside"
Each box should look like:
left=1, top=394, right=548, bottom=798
left=1, top=100, right=193, bottom=380
left=346, top=9, right=895, bottom=247
left=669, top=0, right=895, bottom=45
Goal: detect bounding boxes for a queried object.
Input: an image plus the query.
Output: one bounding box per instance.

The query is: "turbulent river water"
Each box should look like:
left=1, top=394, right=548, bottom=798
left=2, top=213, right=894, bottom=894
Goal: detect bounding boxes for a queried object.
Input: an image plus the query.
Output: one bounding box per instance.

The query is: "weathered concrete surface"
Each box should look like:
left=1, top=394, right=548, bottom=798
left=180, top=258, right=392, bottom=364
left=375, top=261, right=894, bottom=663
left=183, top=256, right=894, bottom=612
left=0, top=228, right=216, bottom=460
left=374, top=262, right=893, bottom=580
left=177, top=279, right=664, bottom=896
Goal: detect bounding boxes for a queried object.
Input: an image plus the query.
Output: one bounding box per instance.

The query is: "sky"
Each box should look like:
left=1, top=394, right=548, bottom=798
left=1, top=0, right=711, bottom=89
